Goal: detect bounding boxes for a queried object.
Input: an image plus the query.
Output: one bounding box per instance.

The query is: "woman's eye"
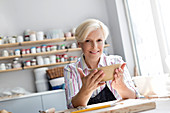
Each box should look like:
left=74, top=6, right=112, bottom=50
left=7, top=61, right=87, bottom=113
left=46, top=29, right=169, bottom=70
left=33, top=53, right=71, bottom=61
left=85, top=40, right=90, bottom=42
left=97, top=39, right=102, bottom=42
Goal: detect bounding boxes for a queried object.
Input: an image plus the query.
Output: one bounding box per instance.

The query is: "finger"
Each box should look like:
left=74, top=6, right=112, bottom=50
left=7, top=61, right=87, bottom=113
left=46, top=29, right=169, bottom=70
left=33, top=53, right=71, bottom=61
left=95, top=73, right=105, bottom=83
left=91, top=70, right=104, bottom=82
left=77, top=68, right=85, bottom=79
left=88, top=69, right=98, bottom=78
left=121, top=63, right=126, bottom=70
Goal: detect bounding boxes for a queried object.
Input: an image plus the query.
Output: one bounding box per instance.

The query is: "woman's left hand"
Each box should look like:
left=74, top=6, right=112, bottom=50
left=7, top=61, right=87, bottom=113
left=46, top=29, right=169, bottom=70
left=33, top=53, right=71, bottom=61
left=111, top=63, right=127, bottom=91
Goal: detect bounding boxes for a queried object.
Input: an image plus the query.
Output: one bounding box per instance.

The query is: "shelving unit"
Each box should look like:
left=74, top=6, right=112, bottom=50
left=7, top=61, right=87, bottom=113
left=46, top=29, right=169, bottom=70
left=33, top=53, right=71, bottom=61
left=0, top=36, right=110, bottom=73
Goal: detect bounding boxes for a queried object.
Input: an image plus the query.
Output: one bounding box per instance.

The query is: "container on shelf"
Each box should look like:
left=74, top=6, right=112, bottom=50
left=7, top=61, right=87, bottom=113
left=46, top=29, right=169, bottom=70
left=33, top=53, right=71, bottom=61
left=46, top=45, right=51, bottom=52
left=60, top=44, right=65, bottom=50
left=6, top=63, right=12, bottom=69
left=49, top=55, right=56, bottom=64
left=2, top=50, right=9, bottom=57
left=26, top=49, right=30, bottom=54
left=9, top=50, right=14, bottom=56
left=44, top=58, right=50, bottom=64
left=41, top=44, right=47, bottom=52
left=50, top=45, right=57, bottom=51
left=71, top=43, right=77, bottom=48
left=14, top=49, right=20, bottom=56
left=17, top=36, right=24, bottom=43
left=30, top=34, right=36, bottom=41
left=64, top=32, right=71, bottom=37
left=31, top=59, right=37, bottom=66
left=69, top=56, right=74, bottom=61
left=60, top=57, right=65, bottom=62
left=25, top=60, right=31, bottom=66
left=36, top=56, right=44, bottom=65
left=21, top=49, right=26, bottom=55
left=13, top=58, right=21, bottom=69
left=0, top=63, right=6, bottom=70
left=36, top=46, right=41, bottom=53
left=31, top=47, right=36, bottom=54
left=74, top=56, right=78, bottom=61
left=36, top=31, right=44, bottom=40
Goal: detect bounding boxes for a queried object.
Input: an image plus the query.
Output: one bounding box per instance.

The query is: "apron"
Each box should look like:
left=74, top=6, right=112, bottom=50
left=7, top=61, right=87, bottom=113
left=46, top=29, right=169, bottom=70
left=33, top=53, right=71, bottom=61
left=87, top=84, right=116, bottom=105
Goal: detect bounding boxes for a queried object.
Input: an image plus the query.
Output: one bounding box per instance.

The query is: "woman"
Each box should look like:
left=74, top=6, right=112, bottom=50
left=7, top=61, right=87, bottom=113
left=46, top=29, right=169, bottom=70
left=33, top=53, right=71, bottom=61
left=64, top=19, right=140, bottom=108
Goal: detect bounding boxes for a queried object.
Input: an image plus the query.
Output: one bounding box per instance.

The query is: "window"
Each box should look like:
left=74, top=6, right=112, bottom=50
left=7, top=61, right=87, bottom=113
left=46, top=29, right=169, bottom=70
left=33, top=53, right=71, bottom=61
left=125, top=0, right=170, bottom=76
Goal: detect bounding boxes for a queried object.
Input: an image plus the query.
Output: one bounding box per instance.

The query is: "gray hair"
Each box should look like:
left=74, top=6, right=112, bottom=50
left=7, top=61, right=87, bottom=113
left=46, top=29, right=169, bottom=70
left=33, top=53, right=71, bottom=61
left=75, top=19, right=109, bottom=42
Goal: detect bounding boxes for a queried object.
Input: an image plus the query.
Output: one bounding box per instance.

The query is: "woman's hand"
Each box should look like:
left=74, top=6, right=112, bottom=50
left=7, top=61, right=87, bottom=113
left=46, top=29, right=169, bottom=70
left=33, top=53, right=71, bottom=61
left=77, top=68, right=105, bottom=95
left=111, top=63, right=127, bottom=91
left=71, top=68, right=105, bottom=107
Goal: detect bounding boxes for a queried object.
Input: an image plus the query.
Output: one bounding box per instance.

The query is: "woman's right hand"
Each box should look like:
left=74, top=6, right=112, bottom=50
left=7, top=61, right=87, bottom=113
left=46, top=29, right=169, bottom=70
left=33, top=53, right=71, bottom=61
left=77, top=68, right=105, bottom=95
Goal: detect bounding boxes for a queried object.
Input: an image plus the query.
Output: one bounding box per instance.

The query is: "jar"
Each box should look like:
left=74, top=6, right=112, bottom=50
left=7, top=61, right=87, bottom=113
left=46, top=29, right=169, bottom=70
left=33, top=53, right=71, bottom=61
left=9, top=50, right=14, bottom=56
left=36, top=46, right=41, bottom=53
left=60, top=44, right=65, bottom=50
left=60, top=57, right=65, bottom=62
left=13, top=60, right=21, bottom=69
left=41, top=44, right=47, bottom=52
left=26, top=49, right=30, bottom=54
left=6, top=63, right=12, bottom=69
left=36, top=31, right=44, bottom=40
left=50, top=45, right=57, bottom=51
left=71, top=43, right=77, bottom=48
left=44, top=58, right=50, bottom=64
left=2, top=50, right=9, bottom=57
left=31, top=59, right=37, bottom=66
left=63, top=54, right=68, bottom=61
left=69, top=56, right=74, bottom=61
left=17, top=36, right=24, bottom=43
left=64, top=32, right=71, bottom=37
left=0, top=63, right=6, bottom=70
left=22, top=49, right=26, bottom=55
left=49, top=55, right=56, bottom=64
left=31, top=47, right=36, bottom=54
left=30, top=34, right=36, bottom=41
left=46, top=45, right=51, bottom=52
left=56, top=45, right=60, bottom=50
left=74, top=56, right=78, bottom=61
left=56, top=57, right=60, bottom=62
left=25, top=60, right=31, bottom=66
left=14, top=49, right=20, bottom=56
left=36, top=56, right=44, bottom=65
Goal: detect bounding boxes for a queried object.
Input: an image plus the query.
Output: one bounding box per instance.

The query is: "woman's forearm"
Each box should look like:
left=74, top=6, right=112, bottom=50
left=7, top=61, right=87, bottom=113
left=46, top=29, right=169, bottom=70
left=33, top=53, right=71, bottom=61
left=116, top=85, right=136, bottom=99
left=71, top=87, right=92, bottom=108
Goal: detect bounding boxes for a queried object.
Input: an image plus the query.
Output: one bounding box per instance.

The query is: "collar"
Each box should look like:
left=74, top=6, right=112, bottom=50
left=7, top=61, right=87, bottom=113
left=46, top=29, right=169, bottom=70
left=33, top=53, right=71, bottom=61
left=78, top=53, right=106, bottom=71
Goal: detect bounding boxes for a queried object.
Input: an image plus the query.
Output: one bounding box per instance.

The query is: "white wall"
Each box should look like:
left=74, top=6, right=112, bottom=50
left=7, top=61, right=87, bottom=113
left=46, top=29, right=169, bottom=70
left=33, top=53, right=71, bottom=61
left=0, top=0, right=116, bottom=92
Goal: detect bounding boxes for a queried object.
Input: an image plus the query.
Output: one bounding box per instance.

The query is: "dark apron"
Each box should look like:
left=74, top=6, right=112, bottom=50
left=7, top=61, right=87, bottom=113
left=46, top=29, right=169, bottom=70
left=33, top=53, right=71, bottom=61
left=87, top=85, right=116, bottom=105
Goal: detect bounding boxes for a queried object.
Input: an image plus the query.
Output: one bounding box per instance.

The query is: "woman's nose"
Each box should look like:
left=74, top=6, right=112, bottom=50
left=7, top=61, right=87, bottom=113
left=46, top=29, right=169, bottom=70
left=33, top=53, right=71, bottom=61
left=92, top=42, right=97, bottom=48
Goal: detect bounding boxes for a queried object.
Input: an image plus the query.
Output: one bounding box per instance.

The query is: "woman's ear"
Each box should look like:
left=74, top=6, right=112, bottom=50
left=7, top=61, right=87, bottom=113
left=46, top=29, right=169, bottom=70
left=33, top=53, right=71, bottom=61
left=78, top=42, right=81, bottom=48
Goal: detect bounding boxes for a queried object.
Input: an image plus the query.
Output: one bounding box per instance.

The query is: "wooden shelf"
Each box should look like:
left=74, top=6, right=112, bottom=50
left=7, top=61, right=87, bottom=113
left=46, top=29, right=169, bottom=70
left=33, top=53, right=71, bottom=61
left=0, top=55, right=21, bottom=60
left=0, top=43, right=19, bottom=48
left=20, top=37, right=66, bottom=46
left=68, top=48, right=81, bottom=52
left=0, top=37, right=76, bottom=48
left=23, top=61, right=71, bottom=69
left=22, top=49, right=68, bottom=57
left=0, top=68, right=22, bottom=73
left=104, top=44, right=110, bottom=47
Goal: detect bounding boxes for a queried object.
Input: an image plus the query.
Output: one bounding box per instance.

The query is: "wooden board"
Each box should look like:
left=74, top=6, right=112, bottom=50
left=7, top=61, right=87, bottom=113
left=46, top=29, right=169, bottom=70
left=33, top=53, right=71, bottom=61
left=56, top=99, right=156, bottom=113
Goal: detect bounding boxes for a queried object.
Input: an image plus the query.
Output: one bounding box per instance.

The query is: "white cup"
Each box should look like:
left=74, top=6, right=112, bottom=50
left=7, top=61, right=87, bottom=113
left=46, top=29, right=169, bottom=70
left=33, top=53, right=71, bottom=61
left=0, top=63, right=6, bottom=70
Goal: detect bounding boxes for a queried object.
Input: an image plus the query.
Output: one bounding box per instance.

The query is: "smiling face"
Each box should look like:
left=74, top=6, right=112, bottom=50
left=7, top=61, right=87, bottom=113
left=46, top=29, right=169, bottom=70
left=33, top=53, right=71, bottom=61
left=78, top=28, right=105, bottom=62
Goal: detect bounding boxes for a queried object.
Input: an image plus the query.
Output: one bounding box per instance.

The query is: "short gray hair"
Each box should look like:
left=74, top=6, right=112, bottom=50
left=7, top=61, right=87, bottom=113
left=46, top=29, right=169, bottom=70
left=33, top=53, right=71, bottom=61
left=75, top=19, right=109, bottom=42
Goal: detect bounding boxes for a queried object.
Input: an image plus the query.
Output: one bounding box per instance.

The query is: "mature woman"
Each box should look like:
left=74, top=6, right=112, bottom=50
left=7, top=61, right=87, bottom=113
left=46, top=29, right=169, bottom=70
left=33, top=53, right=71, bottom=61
left=64, top=19, right=140, bottom=108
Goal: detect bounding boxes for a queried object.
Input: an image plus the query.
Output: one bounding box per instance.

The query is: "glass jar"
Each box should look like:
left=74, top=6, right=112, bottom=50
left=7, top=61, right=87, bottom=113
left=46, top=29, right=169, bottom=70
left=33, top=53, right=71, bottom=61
left=26, top=49, right=30, bottom=54
left=22, top=49, right=26, bottom=55
left=25, top=60, right=31, bottom=66
left=31, top=47, right=36, bottom=54
left=14, top=49, right=20, bottom=56
left=36, top=46, right=41, bottom=53
left=41, top=44, right=47, bottom=52
left=31, top=59, right=37, bottom=66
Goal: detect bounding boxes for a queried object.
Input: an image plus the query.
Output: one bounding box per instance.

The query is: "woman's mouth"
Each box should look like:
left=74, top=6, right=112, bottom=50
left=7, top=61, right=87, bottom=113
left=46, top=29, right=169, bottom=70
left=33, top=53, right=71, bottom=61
left=90, top=51, right=99, bottom=54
